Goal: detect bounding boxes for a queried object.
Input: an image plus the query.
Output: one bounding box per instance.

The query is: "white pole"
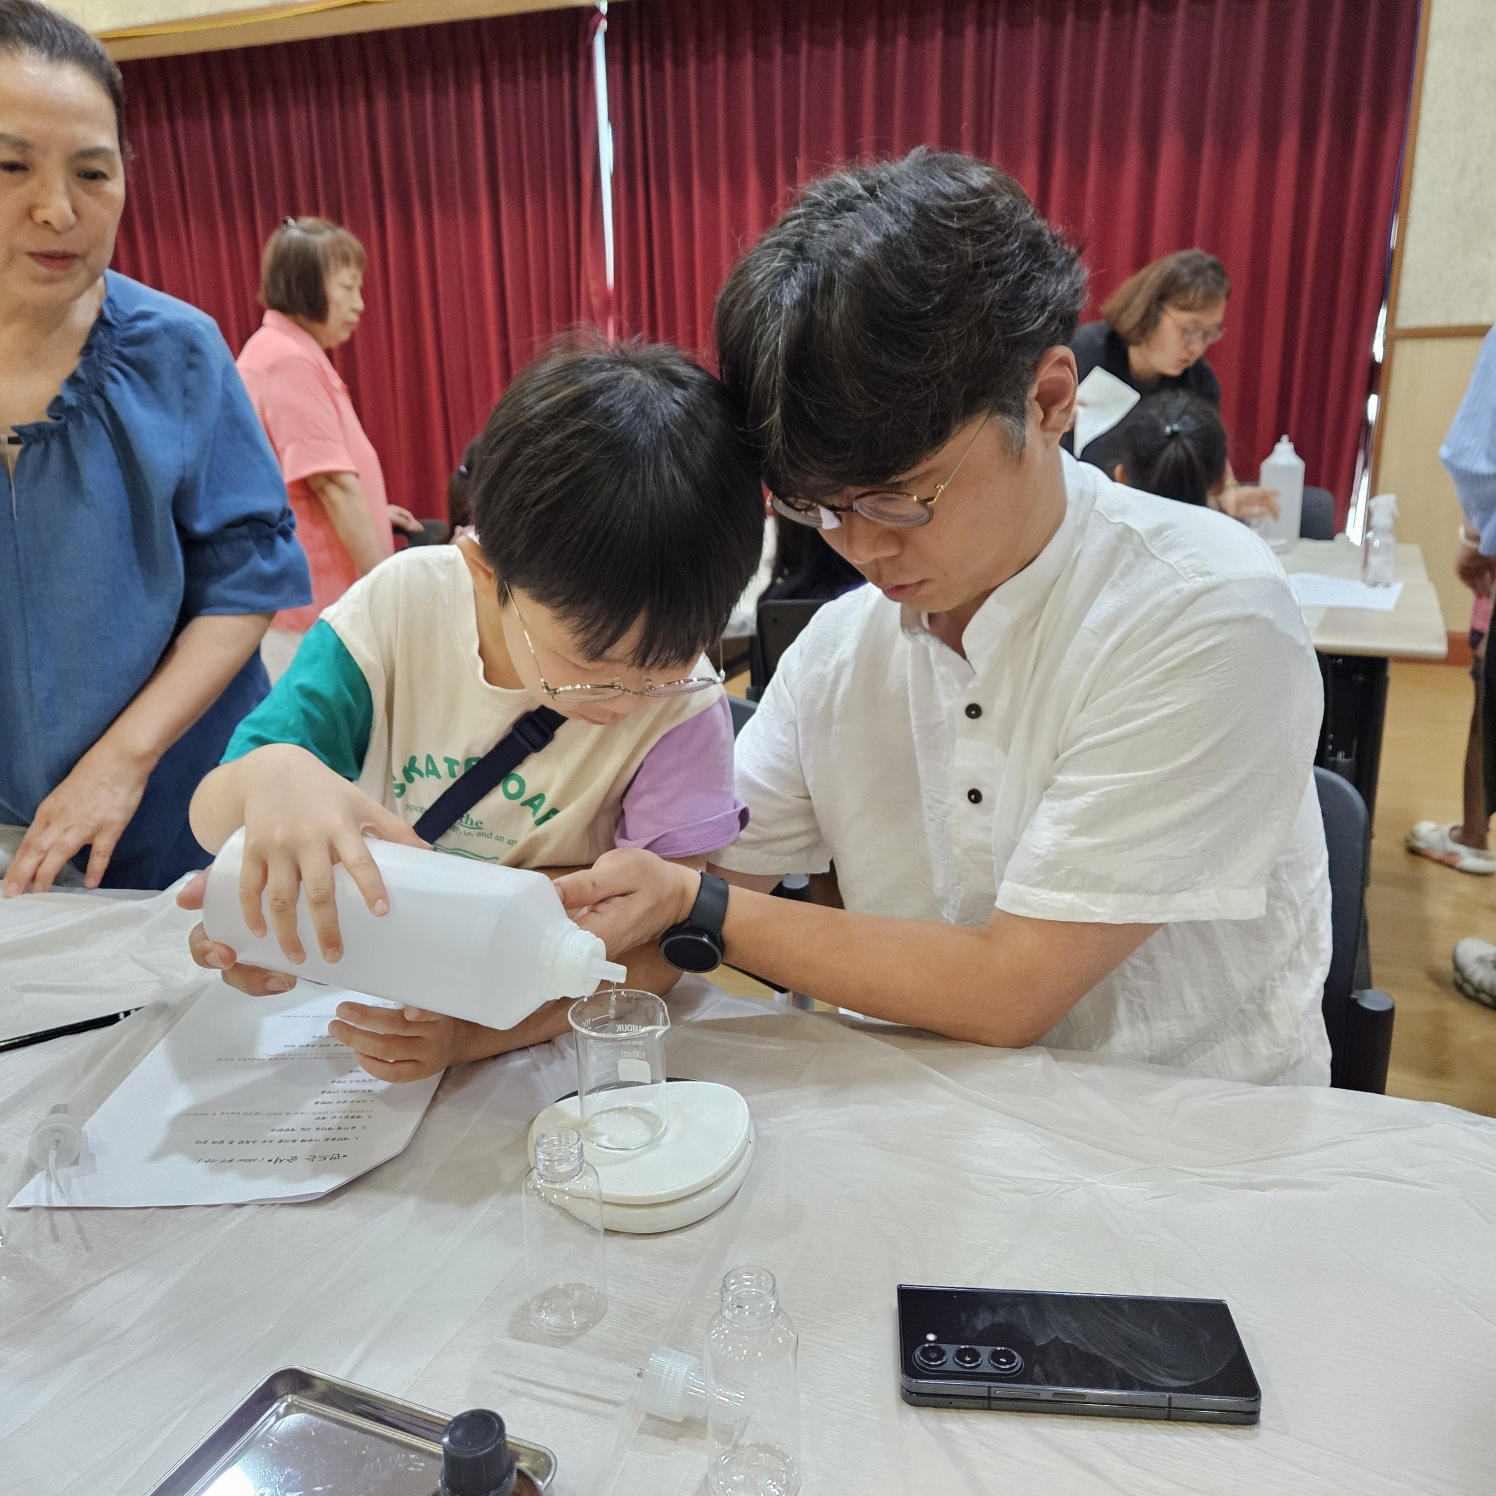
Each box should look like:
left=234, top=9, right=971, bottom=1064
left=592, top=2, right=615, bottom=333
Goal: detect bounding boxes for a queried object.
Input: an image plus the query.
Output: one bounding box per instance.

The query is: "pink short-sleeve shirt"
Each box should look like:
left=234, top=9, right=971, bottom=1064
left=237, top=310, right=393, bottom=631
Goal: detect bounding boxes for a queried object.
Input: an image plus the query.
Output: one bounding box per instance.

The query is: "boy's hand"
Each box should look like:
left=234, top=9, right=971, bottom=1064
left=179, top=872, right=298, bottom=996
left=234, top=744, right=426, bottom=967
left=328, top=1002, right=470, bottom=1082
left=326, top=998, right=574, bottom=1081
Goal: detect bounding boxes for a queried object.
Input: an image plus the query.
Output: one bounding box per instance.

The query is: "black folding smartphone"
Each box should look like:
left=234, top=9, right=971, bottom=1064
left=897, top=1284, right=1261, bottom=1424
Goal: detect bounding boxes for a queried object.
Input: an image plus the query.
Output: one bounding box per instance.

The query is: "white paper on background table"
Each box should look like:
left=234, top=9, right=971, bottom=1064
left=1073, top=366, right=1141, bottom=456
left=8, top=985, right=440, bottom=1209
left=1288, top=574, right=1404, bottom=612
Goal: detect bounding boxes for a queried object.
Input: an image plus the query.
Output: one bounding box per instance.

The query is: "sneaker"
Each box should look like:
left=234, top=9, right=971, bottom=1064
left=1452, top=938, right=1496, bottom=1010
left=1405, top=821, right=1496, bottom=874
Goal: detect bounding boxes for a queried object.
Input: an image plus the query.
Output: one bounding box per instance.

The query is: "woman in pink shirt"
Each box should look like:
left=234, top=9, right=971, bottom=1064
left=237, top=218, right=420, bottom=677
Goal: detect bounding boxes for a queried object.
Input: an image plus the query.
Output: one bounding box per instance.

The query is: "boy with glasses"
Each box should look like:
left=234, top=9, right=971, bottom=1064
left=181, top=339, right=762, bottom=1080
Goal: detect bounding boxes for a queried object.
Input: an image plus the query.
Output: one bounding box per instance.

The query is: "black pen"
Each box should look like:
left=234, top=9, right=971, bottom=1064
left=0, top=1007, right=144, bottom=1055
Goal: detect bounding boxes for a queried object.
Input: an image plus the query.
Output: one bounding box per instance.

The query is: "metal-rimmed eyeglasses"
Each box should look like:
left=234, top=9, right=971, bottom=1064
left=506, top=591, right=724, bottom=702
left=770, top=414, right=990, bottom=531
left=1163, top=307, right=1225, bottom=350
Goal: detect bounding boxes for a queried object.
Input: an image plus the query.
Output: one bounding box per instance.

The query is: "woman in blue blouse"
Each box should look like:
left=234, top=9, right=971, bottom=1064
left=0, top=1, right=310, bottom=893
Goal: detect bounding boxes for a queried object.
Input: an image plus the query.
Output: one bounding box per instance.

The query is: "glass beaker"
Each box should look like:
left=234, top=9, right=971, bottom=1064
left=568, top=988, right=669, bottom=1151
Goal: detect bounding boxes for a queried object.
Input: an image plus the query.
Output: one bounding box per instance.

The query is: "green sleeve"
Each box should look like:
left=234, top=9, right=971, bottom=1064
left=224, top=620, right=373, bottom=781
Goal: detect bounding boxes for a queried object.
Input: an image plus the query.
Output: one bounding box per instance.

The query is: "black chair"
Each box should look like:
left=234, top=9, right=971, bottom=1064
left=1300, top=486, right=1335, bottom=541
left=403, top=518, right=452, bottom=548
left=728, top=694, right=758, bottom=738
left=1313, top=766, right=1394, bottom=1092
left=750, top=598, right=831, bottom=699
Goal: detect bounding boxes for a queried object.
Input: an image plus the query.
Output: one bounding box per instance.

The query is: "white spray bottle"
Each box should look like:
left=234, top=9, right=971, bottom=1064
left=1362, top=493, right=1399, bottom=586
left=202, top=829, right=626, bottom=1029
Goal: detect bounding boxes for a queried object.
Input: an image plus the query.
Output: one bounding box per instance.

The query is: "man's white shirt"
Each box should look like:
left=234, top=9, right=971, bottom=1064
left=719, top=454, right=1333, bottom=1085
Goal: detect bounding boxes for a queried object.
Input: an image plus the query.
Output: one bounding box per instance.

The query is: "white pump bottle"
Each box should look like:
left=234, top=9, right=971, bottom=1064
left=202, top=829, right=626, bottom=1029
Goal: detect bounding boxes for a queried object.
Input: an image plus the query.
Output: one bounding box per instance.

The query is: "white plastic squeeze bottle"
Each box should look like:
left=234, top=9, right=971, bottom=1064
left=1257, top=435, right=1305, bottom=550
left=1362, top=492, right=1399, bottom=586
left=202, top=828, right=626, bottom=1030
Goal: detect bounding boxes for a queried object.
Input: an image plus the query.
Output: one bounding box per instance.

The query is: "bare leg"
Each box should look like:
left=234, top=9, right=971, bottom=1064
left=1458, top=649, right=1489, bottom=850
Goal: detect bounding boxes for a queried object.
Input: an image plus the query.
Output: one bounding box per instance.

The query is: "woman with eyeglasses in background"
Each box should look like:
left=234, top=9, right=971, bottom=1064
left=1066, top=250, right=1279, bottom=525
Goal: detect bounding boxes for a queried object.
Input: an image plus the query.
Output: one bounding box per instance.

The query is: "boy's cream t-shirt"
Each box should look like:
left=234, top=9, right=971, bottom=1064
left=248, top=546, right=731, bottom=868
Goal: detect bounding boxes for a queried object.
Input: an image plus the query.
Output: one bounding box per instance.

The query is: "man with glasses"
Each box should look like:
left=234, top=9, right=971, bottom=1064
left=557, top=151, right=1333, bottom=1086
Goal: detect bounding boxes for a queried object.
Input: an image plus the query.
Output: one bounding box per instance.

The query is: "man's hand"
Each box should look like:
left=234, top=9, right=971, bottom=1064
left=554, top=849, right=701, bottom=955
left=1218, top=484, right=1281, bottom=525
left=3, top=738, right=153, bottom=895
left=1455, top=535, right=1496, bottom=598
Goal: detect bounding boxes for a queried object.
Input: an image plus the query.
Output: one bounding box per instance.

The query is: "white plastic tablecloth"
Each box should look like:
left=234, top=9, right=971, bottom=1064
left=2, top=888, right=1495, bottom=1494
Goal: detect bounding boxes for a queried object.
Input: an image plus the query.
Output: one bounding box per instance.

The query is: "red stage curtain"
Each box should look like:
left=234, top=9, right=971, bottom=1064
left=114, top=10, right=600, bottom=519
left=607, top=0, right=1418, bottom=510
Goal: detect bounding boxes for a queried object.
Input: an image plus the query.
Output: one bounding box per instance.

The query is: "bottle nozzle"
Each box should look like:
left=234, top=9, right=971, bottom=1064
left=594, top=958, right=629, bottom=987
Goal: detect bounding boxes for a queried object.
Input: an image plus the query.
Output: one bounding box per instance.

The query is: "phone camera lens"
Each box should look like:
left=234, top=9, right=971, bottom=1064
left=914, top=1342, right=947, bottom=1370
left=989, top=1346, right=1024, bottom=1376
left=953, top=1346, right=983, bottom=1369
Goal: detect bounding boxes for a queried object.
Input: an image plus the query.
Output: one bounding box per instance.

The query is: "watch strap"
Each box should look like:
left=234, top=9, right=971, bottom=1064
left=684, top=871, right=730, bottom=941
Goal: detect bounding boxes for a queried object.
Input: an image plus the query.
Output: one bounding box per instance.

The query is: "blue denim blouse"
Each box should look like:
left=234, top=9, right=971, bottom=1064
left=0, top=272, right=311, bottom=888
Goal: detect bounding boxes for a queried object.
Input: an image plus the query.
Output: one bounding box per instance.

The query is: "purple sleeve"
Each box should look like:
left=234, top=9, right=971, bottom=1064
left=615, top=696, right=749, bottom=858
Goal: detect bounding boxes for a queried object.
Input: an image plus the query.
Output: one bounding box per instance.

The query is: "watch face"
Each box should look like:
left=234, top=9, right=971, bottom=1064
left=662, top=930, right=722, bottom=973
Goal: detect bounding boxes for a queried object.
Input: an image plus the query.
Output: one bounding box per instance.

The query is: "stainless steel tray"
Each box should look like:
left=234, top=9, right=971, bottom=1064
left=147, top=1365, right=556, bottom=1495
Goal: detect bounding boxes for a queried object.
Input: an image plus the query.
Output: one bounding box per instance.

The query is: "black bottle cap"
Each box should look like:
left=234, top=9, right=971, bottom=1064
left=439, top=1409, right=517, bottom=1496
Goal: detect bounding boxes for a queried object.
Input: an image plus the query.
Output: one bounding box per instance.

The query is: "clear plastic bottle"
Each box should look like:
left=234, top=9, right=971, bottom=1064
left=1257, top=434, right=1305, bottom=550
left=523, top=1129, right=607, bottom=1335
left=705, top=1267, right=801, bottom=1496
left=202, top=828, right=626, bottom=1028
left=1362, top=492, right=1399, bottom=586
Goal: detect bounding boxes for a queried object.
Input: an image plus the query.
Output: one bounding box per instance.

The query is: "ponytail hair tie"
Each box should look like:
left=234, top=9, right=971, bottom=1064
left=1162, top=422, right=1182, bottom=439
left=282, top=215, right=297, bottom=228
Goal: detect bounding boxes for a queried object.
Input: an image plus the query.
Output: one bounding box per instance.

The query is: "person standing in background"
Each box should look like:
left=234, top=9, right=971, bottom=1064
left=1432, top=328, right=1496, bottom=1004
left=238, top=217, right=421, bottom=680
left=0, top=0, right=309, bottom=895
left=1067, top=250, right=1280, bottom=526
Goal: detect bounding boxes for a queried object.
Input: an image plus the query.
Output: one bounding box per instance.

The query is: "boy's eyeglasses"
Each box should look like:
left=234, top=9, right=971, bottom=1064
left=507, top=593, right=724, bottom=702
left=770, top=414, right=990, bottom=531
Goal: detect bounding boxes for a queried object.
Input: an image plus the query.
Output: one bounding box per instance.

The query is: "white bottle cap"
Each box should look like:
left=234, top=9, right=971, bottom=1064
left=549, top=923, right=629, bottom=997
left=29, top=1104, right=81, bottom=1171
left=641, top=1347, right=707, bottom=1422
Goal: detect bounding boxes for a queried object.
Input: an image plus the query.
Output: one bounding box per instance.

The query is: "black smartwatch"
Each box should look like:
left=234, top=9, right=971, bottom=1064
left=659, top=871, right=729, bottom=973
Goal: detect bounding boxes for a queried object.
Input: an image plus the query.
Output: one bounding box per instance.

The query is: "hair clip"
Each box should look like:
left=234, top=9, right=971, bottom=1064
left=1162, top=423, right=1182, bottom=438
left=282, top=215, right=297, bottom=228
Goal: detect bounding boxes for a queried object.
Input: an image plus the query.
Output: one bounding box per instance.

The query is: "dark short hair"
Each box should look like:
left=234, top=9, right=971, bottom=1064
left=713, top=148, right=1087, bottom=501
left=471, top=336, right=765, bottom=669
left=1103, top=250, right=1230, bottom=346
left=446, top=436, right=481, bottom=532
left=1115, top=390, right=1227, bottom=507
left=259, top=217, right=365, bottom=324
left=0, top=0, right=125, bottom=146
